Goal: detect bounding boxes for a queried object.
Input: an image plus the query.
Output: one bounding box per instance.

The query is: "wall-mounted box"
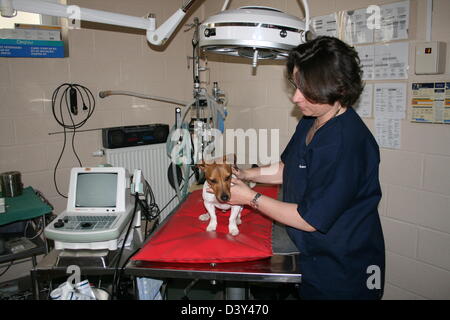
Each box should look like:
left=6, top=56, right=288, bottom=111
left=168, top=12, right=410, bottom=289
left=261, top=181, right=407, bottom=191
left=415, top=41, right=446, bottom=75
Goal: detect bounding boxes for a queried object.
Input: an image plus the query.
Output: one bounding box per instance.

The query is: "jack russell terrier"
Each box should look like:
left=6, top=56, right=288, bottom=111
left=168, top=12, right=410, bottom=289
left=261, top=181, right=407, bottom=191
left=197, top=155, right=253, bottom=236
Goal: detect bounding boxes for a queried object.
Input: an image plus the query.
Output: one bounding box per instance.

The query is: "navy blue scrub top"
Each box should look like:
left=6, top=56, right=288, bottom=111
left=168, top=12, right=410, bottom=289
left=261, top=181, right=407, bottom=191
left=281, top=107, right=385, bottom=300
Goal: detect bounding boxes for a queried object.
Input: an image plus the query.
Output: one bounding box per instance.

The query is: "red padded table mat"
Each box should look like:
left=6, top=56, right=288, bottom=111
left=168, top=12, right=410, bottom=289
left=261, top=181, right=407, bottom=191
left=131, top=186, right=277, bottom=263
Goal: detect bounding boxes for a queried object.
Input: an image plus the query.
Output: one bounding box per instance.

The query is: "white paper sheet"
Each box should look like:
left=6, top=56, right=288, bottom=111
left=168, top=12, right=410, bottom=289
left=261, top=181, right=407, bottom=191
left=375, top=117, right=401, bottom=149
left=356, top=45, right=375, bottom=80
left=374, top=83, right=407, bottom=119
left=374, top=42, right=409, bottom=80
left=311, top=13, right=338, bottom=37
left=355, top=83, right=373, bottom=118
left=344, top=8, right=374, bottom=44
left=374, top=0, right=410, bottom=42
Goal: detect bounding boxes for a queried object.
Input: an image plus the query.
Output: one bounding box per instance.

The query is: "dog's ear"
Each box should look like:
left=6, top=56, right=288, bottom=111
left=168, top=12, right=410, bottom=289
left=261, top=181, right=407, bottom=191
left=222, top=153, right=236, bottom=165
left=197, top=159, right=206, bottom=171
left=222, top=154, right=228, bottom=165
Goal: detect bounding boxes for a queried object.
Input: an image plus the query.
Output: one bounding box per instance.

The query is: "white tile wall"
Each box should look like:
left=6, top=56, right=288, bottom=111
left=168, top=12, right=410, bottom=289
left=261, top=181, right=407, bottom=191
left=383, top=284, right=425, bottom=300
left=380, top=216, right=418, bottom=259
left=417, top=228, right=450, bottom=271
left=386, top=252, right=450, bottom=300
left=380, top=149, right=424, bottom=188
left=423, top=155, right=450, bottom=196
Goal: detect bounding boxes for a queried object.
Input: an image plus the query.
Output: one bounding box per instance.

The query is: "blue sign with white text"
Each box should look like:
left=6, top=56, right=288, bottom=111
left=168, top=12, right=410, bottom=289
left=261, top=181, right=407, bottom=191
left=0, top=39, right=64, bottom=58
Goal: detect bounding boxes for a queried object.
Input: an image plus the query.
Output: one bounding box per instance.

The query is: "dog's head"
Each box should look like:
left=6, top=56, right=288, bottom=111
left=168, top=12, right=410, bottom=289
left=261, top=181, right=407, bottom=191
left=197, top=154, right=236, bottom=203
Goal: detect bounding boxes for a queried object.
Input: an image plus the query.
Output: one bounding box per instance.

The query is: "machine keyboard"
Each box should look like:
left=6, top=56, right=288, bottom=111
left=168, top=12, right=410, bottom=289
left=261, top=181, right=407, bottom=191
left=58, top=215, right=117, bottom=231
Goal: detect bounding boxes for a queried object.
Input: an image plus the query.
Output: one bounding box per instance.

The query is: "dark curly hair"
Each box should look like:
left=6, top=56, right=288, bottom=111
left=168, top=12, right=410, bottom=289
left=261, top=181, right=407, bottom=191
left=287, top=36, right=364, bottom=108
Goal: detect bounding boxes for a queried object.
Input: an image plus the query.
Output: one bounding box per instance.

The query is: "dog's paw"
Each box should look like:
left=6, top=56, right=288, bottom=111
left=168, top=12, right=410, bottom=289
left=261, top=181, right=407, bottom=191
left=206, top=222, right=217, bottom=232
left=229, top=226, right=239, bottom=236
left=199, top=213, right=210, bottom=221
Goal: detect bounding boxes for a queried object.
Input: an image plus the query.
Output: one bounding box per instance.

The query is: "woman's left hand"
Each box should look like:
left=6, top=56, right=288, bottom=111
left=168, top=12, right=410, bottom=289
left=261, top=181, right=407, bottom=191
left=228, top=178, right=257, bottom=206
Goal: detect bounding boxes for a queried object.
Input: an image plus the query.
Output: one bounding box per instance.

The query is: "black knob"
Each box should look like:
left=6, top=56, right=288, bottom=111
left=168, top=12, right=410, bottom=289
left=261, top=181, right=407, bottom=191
left=81, top=222, right=92, bottom=228
left=54, top=221, right=64, bottom=228
left=204, top=28, right=216, bottom=37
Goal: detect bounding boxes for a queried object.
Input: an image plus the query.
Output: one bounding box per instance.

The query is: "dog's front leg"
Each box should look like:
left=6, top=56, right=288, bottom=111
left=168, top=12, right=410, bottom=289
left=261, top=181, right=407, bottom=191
left=204, top=203, right=217, bottom=232
left=229, top=206, right=242, bottom=236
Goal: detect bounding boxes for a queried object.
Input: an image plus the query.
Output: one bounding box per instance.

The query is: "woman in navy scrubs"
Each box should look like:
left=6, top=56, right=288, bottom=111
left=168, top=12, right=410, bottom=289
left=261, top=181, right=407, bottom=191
left=228, top=36, right=385, bottom=300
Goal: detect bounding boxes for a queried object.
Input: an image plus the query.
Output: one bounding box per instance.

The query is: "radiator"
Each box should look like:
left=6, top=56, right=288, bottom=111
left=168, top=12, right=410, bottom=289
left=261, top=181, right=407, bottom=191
left=104, top=143, right=179, bottom=222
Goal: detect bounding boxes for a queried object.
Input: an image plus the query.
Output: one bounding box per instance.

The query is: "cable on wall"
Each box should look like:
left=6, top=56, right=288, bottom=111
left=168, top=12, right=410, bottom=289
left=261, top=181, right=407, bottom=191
left=51, top=83, right=95, bottom=198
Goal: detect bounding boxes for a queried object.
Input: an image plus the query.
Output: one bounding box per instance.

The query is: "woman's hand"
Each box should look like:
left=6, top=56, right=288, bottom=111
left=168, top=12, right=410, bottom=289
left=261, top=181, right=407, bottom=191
left=228, top=178, right=257, bottom=206
left=231, top=166, right=245, bottom=180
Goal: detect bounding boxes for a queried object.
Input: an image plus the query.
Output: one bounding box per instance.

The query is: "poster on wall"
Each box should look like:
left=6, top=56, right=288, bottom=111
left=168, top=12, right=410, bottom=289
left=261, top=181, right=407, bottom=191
left=356, top=42, right=409, bottom=80
left=373, top=82, right=406, bottom=150
left=354, top=83, right=373, bottom=118
left=374, top=0, right=410, bottom=42
left=374, top=83, right=407, bottom=119
left=373, top=42, right=409, bottom=80
left=411, top=82, right=450, bottom=124
left=355, top=45, right=375, bottom=80
left=311, top=13, right=338, bottom=38
left=344, top=8, right=373, bottom=45
left=375, top=117, right=401, bottom=149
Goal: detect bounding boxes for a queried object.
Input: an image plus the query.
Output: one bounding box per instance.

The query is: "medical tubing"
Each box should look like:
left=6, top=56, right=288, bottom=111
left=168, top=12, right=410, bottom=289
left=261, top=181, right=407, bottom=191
left=172, top=158, right=182, bottom=202
left=182, top=157, right=190, bottom=198
left=167, top=131, right=190, bottom=202
left=167, top=121, right=191, bottom=202
left=165, top=93, right=227, bottom=201
left=209, top=95, right=218, bottom=129
left=98, top=90, right=188, bottom=106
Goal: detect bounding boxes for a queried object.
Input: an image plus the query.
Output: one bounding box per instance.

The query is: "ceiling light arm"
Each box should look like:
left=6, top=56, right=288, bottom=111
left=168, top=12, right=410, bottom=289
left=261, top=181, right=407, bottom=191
left=301, top=0, right=311, bottom=42
left=221, top=0, right=231, bottom=11
left=146, top=0, right=199, bottom=45
left=0, top=0, right=199, bottom=46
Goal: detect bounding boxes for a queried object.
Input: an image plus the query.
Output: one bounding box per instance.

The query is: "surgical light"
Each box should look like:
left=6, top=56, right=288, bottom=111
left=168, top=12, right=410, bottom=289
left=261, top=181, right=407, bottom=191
left=199, top=3, right=312, bottom=68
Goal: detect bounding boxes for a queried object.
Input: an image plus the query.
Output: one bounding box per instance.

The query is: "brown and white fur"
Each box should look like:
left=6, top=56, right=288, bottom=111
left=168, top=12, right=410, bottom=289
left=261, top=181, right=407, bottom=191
left=197, top=156, right=243, bottom=236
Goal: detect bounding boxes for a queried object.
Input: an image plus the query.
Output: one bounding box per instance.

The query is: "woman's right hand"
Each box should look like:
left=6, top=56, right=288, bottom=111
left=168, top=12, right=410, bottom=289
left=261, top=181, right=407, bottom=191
left=232, top=166, right=249, bottom=181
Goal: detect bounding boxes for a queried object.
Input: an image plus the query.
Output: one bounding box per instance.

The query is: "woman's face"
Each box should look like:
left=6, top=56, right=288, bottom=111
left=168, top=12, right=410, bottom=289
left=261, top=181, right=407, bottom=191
left=291, top=67, right=335, bottom=118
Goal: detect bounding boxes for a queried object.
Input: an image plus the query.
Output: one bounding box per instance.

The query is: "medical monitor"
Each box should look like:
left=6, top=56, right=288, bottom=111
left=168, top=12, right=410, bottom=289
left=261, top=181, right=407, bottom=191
left=66, top=167, right=127, bottom=214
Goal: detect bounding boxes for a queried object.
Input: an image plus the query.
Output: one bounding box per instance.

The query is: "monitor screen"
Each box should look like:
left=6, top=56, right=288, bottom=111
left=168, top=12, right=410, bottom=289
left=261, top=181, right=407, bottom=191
left=75, top=173, right=118, bottom=208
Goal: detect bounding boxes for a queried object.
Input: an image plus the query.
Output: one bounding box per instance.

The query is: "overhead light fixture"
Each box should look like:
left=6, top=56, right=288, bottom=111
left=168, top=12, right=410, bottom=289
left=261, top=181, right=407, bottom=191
left=199, top=2, right=312, bottom=68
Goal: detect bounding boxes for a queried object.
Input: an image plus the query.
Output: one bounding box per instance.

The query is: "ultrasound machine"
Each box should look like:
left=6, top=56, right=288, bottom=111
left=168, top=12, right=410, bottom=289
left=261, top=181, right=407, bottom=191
left=45, top=167, right=136, bottom=251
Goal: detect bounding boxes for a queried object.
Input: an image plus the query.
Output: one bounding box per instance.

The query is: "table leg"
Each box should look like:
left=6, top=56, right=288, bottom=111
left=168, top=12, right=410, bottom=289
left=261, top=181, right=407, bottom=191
left=30, top=268, right=40, bottom=300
